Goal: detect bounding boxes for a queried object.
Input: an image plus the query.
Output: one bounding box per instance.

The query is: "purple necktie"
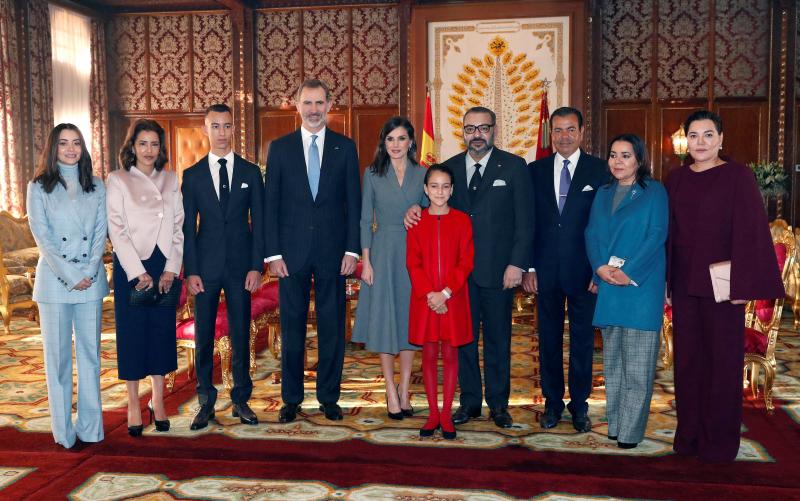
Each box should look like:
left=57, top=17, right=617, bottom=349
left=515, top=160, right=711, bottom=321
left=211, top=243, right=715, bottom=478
left=558, top=159, right=571, bottom=214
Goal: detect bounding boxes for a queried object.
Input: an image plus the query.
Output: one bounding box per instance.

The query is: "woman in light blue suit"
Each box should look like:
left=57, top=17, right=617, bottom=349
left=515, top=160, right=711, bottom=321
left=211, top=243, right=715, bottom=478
left=27, top=124, right=109, bottom=449
left=585, top=133, right=668, bottom=450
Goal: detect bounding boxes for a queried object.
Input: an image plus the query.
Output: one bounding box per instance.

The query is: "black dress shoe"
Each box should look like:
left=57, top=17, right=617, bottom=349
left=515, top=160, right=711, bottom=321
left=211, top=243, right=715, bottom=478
left=190, top=405, right=216, bottom=430
left=232, top=402, right=259, bottom=425
left=489, top=407, right=513, bottom=428
left=539, top=407, right=562, bottom=429
left=319, top=402, right=343, bottom=421
left=452, top=405, right=481, bottom=425
left=571, top=412, right=592, bottom=433
left=279, top=403, right=300, bottom=423
left=618, top=441, right=638, bottom=449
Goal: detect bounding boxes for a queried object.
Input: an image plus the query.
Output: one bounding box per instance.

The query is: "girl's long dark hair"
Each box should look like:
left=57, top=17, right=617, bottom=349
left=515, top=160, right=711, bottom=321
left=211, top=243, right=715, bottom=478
left=606, top=133, right=651, bottom=189
left=369, top=116, right=417, bottom=177
left=118, top=119, right=168, bottom=171
left=33, top=124, right=96, bottom=194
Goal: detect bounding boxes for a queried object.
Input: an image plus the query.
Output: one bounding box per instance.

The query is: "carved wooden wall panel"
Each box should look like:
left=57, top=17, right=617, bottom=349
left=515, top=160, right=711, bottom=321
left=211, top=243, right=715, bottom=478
left=602, top=105, right=649, bottom=156
left=714, top=101, right=768, bottom=165
left=192, top=12, right=233, bottom=110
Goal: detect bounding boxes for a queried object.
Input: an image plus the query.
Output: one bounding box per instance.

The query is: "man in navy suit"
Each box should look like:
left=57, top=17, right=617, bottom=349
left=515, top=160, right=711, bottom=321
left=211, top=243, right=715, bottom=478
left=405, top=107, right=534, bottom=428
left=523, top=107, right=606, bottom=432
left=264, top=79, right=361, bottom=423
left=182, top=103, right=265, bottom=429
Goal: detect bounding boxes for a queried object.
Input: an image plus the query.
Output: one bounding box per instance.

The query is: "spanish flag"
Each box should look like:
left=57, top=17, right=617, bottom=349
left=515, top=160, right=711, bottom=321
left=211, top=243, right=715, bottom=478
left=419, top=91, right=436, bottom=168
left=535, top=86, right=553, bottom=160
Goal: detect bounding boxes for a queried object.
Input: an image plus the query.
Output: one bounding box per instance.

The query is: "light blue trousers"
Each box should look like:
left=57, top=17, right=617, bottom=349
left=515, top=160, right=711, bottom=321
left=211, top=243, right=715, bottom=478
left=601, top=326, right=660, bottom=444
left=38, top=301, right=104, bottom=448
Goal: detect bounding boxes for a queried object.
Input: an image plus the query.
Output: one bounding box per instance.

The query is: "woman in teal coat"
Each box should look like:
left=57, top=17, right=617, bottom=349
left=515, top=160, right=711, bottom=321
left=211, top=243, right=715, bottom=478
left=585, top=133, right=668, bottom=449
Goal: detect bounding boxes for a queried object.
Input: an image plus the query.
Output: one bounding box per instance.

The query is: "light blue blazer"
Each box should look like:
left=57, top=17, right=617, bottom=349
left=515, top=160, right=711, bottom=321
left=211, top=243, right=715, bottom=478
left=27, top=178, right=109, bottom=303
left=585, top=179, right=668, bottom=332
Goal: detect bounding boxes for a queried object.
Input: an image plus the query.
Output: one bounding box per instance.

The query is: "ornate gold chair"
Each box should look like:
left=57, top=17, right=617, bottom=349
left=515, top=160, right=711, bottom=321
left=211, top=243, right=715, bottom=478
left=0, top=211, right=38, bottom=333
left=793, top=226, right=800, bottom=328
left=660, top=305, right=673, bottom=369
left=743, top=222, right=795, bottom=412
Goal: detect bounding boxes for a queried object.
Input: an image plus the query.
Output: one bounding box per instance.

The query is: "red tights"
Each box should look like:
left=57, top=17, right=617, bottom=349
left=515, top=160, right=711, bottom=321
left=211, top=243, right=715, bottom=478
left=422, top=341, right=459, bottom=433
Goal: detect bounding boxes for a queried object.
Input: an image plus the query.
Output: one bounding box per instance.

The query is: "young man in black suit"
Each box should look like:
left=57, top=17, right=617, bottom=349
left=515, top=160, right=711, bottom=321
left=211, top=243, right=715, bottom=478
left=523, top=107, right=606, bottom=433
left=182, top=103, right=265, bottom=429
left=405, top=106, right=534, bottom=428
left=264, top=79, right=361, bottom=423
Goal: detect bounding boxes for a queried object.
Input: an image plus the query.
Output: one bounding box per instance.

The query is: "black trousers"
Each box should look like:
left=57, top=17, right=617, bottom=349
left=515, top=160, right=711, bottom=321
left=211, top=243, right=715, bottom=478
left=536, top=286, right=596, bottom=415
left=279, top=265, right=345, bottom=405
left=458, top=280, right=513, bottom=410
left=194, top=273, right=253, bottom=407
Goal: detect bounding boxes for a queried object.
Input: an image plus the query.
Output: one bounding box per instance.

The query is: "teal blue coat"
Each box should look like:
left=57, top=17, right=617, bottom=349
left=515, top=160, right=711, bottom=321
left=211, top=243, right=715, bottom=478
left=585, top=179, right=668, bottom=332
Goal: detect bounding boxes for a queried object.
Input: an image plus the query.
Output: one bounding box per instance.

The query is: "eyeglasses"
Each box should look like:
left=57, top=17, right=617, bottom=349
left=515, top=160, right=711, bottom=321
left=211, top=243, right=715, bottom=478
left=463, top=123, right=494, bottom=134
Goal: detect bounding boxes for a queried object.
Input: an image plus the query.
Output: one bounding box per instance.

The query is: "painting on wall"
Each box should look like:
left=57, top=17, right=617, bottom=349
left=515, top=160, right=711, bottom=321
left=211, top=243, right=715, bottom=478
left=428, top=17, right=570, bottom=163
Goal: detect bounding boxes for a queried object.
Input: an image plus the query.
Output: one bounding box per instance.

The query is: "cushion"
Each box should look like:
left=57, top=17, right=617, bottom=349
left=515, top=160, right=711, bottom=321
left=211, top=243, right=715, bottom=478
left=6, top=274, right=33, bottom=300
left=774, top=243, right=788, bottom=274
left=0, top=216, right=35, bottom=252
left=744, top=326, right=768, bottom=356
left=754, top=299, right=775, bottom=324
left=664, top=304, right=672, bottom=321
left=3, top=247, right=39, bottom=269
left=175, top=308, right=230, bottom=342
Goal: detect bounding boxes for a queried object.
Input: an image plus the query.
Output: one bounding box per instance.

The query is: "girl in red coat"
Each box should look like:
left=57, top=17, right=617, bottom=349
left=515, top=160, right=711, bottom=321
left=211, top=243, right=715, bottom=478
left=406, top=164, right=474, bottom=439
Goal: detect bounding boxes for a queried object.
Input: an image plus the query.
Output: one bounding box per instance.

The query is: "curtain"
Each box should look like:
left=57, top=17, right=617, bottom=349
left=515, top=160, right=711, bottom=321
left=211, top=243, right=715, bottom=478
left=0, top=0, right=24, bottom=215
left=89, top=18, right=109, bottom=176
left=50, top=4, right=92, bottom=153
left=28, top=0, right=53, bottom=172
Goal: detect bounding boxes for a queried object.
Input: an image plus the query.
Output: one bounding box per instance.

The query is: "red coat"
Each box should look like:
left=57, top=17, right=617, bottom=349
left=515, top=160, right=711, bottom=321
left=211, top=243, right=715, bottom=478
left=406, top=208, right=474, bottom=346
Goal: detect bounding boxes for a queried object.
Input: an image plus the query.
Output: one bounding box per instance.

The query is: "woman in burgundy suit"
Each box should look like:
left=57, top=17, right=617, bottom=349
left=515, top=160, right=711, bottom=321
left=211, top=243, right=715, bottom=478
left=406, top=164, right=474, bottom=440
left=665, top=110, right=783, bottom=462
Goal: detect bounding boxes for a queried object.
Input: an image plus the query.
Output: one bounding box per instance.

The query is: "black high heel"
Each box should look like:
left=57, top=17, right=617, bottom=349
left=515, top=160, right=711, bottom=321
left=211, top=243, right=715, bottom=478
left=387, top=385, right=404, bottom=420
left=398, top=384, right=414, bottom=417
left=128, top=424, right=143, bottom=437
left=419, top=424, right=440, bottom=438
left=148, top=401, right=171, bottom=432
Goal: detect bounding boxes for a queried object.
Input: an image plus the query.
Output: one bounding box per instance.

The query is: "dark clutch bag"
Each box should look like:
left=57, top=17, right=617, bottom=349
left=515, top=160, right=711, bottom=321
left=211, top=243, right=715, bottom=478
left=128, top=278, right=183, bottom=308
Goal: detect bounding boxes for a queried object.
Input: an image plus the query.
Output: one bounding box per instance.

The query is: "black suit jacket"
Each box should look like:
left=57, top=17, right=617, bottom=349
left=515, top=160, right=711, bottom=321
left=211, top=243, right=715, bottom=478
left=264, top=128, right=361, bottom=277
left=182, top=154, right=265, bottom=281
left=445, top=147, right=534, bottom=289
left=528, top=150, right=607, bottom=294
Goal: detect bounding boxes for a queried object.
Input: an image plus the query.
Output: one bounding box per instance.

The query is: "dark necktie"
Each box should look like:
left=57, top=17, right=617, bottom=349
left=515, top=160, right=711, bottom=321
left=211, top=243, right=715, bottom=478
left=469, top=162, right=482, bottom=205
left=558, top=159, right=571, bottom=214
left=218, top=158, right=229, bottom=213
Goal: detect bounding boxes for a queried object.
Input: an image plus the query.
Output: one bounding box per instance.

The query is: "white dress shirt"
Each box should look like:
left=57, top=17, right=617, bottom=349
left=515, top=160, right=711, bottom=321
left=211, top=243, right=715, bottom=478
left=466, top=148, right=493, bottom=185
left=553, top=149, right=581, bottom=205
left=208, top=150, right=235, bottom=199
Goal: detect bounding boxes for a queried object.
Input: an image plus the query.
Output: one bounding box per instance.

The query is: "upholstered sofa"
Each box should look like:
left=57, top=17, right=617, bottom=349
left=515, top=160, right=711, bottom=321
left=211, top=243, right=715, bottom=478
left=0, top=211, right=38, bottom=333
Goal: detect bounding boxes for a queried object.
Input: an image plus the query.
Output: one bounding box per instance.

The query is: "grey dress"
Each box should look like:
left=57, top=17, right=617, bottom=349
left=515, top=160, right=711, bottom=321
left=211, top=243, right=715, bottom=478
left=352, top=162, right=426, bottom=354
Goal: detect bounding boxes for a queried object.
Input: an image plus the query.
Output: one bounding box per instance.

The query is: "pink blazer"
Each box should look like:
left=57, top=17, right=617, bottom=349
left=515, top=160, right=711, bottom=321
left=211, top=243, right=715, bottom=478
left=106, top=167, right=185, bottom=281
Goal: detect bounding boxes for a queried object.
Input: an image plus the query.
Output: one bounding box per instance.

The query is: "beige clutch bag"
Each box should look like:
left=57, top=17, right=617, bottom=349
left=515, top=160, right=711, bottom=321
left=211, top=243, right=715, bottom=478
left=709, top=261, right=731, bottom=303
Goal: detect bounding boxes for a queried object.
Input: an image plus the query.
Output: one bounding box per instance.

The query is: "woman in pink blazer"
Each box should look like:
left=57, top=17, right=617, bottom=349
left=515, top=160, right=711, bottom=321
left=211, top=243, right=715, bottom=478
left=107, top=119, right=184, bottom=436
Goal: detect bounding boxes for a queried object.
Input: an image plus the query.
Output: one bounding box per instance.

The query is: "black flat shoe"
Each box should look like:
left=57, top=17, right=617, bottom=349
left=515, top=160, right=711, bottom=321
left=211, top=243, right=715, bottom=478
left=148, top=402, right=170, bottom=432
left=128, top=424, right=143, bottom=437
left=618, top=441, right=638, bottom=449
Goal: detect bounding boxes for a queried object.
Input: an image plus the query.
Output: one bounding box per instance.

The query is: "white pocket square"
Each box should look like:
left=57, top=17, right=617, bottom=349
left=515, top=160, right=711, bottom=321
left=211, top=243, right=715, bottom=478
left=241, top=183, right=249, bottom=188
left=581, top=185, right=594, bottom=192
left=492, top=179, right=507, bottom=187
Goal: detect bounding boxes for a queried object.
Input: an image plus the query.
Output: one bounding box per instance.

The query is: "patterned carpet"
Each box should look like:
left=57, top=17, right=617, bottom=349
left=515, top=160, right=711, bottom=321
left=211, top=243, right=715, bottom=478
left=1, top=304, right=799, bottom=499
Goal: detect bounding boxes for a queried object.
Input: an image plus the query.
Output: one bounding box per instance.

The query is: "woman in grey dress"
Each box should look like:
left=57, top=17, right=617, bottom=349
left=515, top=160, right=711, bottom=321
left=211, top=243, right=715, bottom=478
left=353, top=116, right=426, bottom=420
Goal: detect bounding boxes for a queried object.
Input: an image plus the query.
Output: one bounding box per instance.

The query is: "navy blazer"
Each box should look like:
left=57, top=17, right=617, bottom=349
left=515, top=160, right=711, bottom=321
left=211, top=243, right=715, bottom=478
left=264, top=128, right=361, bottom=277
left=182, top=154, right=265, bottom=281
left=445, top=148, right=534, bottom=288
left=528, top=151, right=607, bottom=294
